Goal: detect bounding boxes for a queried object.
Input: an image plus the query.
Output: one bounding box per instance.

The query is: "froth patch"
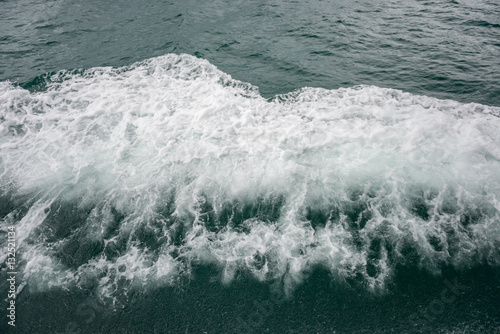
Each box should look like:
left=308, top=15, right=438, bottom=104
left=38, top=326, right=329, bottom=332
left=1, top=54, right=499, bottom=299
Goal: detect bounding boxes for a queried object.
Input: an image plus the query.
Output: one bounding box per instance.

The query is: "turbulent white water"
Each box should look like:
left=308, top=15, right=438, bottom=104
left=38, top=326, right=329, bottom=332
left=1, top=54, right=499, bottom=300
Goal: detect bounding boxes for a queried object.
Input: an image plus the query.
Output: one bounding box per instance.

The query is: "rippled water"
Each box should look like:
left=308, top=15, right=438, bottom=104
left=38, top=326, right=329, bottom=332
left=1, top=0, right=499, bottom=333
left=2, top=0, right=500, bottom=105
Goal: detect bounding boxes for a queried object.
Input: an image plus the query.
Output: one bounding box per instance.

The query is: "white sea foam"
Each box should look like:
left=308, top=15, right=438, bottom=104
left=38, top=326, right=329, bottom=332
left=1, top=54, right=499, bottom=298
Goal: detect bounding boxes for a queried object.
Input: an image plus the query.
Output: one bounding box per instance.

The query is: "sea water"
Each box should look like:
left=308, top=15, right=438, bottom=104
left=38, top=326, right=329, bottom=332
left=1, top=1, right=499, bottom=333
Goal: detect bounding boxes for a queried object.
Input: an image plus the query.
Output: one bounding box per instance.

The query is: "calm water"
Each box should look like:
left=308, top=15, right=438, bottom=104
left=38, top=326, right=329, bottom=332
left=1, top=0, right=500, bottom=333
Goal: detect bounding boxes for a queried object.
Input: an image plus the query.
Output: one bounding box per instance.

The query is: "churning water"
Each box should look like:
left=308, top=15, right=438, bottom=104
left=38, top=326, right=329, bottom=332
left=1, top=0, right=499, bottom=333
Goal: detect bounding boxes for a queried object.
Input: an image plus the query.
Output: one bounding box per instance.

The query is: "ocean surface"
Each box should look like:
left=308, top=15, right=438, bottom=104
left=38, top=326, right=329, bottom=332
left=1, top=0, right=500, bottom=333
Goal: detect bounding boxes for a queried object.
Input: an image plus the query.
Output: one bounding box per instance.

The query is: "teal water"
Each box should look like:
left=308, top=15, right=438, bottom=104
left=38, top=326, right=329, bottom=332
left=1, top=0, right=500, bottom=333
left=1, top=0, right=500, bottom=106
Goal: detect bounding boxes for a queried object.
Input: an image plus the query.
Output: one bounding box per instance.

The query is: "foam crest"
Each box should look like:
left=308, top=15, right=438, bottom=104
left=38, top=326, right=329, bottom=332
left=1, top=54, right=500, bottom=299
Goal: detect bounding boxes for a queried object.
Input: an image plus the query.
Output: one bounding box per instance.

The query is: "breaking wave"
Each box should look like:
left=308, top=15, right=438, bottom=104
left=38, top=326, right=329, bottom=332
left=1, top=54, right=499, bottom=302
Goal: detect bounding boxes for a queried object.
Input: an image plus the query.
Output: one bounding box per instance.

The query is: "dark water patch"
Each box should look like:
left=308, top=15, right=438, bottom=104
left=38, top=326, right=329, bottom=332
left=34, top=23, right=60, bottom=30
left=343, top=200, right=372, bottom=230
left=103, top=235, right=129, bottom=262
left=42, top=199, right=95, bottom=242
left=300, top=33, right=322, bottom=39
left=101, top=206, right=126, bottom=240
left=366, top=237, right=386, bottom=278
left=199, top=194, right=286, bottom=233
left=215, top=40, right=240, bottom=51
left=19, top=69, right=85, bottom=93
left=427, top=234, right=445, bottom=252
left=309, top=50, right=334, bottom=56
left=409, top=194, right=431, bottom=221
left=464, top=19, right=500, bottom=29
left=0, top=190, right=46, bottom=224
left=304, top=206, right=332, bottom=229
left=59, top=235, right=105, bottom=268
left=398, top=239, right=422, bottom=268
left=0, top=192, right=26, bottom=221
left=8, top=264, right=499, bottom=334
left=131, top=224, right=164, bottom=252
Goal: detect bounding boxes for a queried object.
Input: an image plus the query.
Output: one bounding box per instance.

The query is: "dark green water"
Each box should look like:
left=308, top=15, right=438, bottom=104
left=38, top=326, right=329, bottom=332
left=1, top=0, right=500, bottom=105
left=1, top=0, right=500, bottom=333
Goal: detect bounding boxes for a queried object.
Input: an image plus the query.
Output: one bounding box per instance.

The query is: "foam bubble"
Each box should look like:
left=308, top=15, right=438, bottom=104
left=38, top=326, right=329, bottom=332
left=1, top=54, right=499, bottom=298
